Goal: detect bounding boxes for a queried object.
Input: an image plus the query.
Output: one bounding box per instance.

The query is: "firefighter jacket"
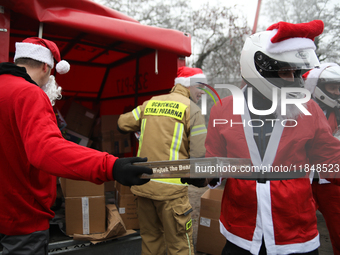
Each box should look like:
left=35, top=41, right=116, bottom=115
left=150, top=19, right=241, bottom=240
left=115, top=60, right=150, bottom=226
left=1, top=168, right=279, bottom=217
left=118, top=84, right=207, bottom=200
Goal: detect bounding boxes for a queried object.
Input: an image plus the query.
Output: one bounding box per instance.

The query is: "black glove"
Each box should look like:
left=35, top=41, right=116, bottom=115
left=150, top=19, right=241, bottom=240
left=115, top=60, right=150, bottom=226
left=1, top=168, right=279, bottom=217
left=181, top=178, right=207, bottom=188
left=112, top=157, right=152, bottom=186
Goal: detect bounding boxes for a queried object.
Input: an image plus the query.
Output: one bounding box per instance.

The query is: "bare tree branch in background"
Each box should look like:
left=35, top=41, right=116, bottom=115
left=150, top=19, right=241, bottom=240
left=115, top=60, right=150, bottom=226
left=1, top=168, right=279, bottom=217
left=263, top=0, right=340, bottom=63
left=191, top=5, right=251, bottom=84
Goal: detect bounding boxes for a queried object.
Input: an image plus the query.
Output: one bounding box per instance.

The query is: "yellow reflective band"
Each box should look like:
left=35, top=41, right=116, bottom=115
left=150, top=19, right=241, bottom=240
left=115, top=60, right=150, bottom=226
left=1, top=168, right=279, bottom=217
left=137, top=119, right=146, bottom=157
left=144, top=100, right=187, bottom=120
left=191, top=124, right=207, bottom=136
left=132, top=106, right=141, bottom=121
left=186, top=233, right=192, bottom=255
left=154, top=178, right=183, bottom=185
left=186, top=219, right=192, bottom=230
left=169, top=123, right=184, bottom=161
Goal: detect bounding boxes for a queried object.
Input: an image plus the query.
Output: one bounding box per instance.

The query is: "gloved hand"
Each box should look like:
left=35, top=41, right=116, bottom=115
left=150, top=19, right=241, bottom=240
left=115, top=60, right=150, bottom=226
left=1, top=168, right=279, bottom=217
left=112, top=157, right=152, bottom=186
left=181, top=178, right=207, bottom=188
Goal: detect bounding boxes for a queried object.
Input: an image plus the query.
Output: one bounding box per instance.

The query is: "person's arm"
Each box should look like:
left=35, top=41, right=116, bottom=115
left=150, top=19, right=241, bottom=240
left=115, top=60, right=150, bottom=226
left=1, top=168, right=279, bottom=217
left=189, top=108, right=207, bottom=158
left=204, top=103, right=228, bottom=188
left=205, top=103, right=228, bottom=158
left=118, top=103, right=146, bottom=133
left=15, top=86, right=151, bottom=186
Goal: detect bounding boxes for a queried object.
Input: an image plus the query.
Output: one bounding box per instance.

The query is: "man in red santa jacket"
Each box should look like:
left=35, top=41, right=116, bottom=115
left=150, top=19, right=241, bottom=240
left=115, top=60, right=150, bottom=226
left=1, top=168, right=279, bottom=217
left=204, top=20, right=340, bottom=254
left=303, top=63, right=340, bottom=255
left=0, top=37, right=152, bottom=255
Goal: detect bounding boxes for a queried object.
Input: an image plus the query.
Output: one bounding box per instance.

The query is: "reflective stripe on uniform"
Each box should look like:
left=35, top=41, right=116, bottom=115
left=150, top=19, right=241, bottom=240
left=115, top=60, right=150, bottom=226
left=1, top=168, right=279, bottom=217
left=170, top=122, right=184, bottom=161
left=191, top=124, right=207, bottom=137
left=156, top=122, right=185, bottom=185
left=132, top=106, right=141, bottom=121
left=137, top=119, right=147, bottom=157
left=152, top=178, right=185, bottom=185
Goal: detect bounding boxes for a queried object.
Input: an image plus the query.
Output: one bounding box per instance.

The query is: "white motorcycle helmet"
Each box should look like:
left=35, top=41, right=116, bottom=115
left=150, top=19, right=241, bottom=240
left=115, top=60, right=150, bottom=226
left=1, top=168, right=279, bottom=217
left=240, top=28, right=321, bottom=101
left=304, top=63, right=340, bottom=108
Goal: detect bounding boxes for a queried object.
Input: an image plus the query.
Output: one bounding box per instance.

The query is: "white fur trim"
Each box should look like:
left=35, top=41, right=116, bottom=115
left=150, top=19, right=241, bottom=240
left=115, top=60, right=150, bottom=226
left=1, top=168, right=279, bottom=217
left=174, top=73, right=207, bottom=87
left=266, top=30, right=316, bottom=54
left=56, top=60, right=70, bottom=74
left=14, top=42, right=54, bottom=68
left=304, top=63, right=337, bottom=94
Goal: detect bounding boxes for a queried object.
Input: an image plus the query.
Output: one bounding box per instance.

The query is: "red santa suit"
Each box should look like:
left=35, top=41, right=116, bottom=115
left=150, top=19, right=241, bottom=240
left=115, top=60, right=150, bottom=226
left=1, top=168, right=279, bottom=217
left=205, top=95, right=340, bottom=254
left=311, top=110, right=340, bottom=255
left=0, top=64, right=117, bottom=236
left=303, top=63, right=340, bottom=255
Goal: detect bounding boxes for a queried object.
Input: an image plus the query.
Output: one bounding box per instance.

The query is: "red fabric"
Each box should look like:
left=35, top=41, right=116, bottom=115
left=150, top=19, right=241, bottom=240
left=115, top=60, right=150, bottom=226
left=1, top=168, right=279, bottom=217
left=176, top=66, right=203, bottom=78
left=0, top=0, right=191, bottom=56
left=327, top=111, right=338, bottom=135
left=312, top=182, right=340, bottom=255
left=0, top=74, right=117, bottom=235
left=302, top=70, right=311, bottom=80
left=267, top=20, right=324, bottom=43
left=311, top=109, right=340, bottom=255
left=205, top=96, right=340, bottom=252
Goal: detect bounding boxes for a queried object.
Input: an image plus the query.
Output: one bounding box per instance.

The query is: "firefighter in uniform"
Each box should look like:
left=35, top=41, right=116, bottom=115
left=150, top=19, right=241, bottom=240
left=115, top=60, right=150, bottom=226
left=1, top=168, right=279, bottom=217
left=303, top=63, right=340, bottom=255
left=118, top=66, right=208, bottom=255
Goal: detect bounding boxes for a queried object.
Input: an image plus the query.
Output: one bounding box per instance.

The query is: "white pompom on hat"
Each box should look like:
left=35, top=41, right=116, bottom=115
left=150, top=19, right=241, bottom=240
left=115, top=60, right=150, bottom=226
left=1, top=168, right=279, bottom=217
left=14, top=37, right=70, bottom=74
left=174, top=66, right=207, bottom=87
left=265, top=20, right=324, bottom=54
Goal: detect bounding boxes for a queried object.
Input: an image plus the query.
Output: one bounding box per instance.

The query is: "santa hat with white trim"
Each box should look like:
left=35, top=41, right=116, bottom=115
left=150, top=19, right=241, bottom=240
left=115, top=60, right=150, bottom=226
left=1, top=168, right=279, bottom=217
left=174, top=66, right=207, bottom=87
left=14, top=37, right=70, bottom=74
left=265, top=20, right=324, bottom=54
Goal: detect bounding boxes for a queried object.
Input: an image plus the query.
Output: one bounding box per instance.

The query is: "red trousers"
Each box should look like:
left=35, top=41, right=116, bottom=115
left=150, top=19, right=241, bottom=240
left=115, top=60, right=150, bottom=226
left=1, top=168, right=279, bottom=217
left=312, top=182, right=340, bottom=255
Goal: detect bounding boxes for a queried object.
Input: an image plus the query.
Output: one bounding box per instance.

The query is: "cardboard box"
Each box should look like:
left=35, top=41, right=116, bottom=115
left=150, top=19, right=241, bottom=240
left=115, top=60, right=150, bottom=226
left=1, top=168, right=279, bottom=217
left=196, top=188, right=225, bottom=255
left=115, top=181, right=133, bottom=194
left=196, top=218, right=226, bottom=255
left=65, top=196, right=106, bottom=235
left=60, top=178, right=106, bottom=236
left=115, top=191, right=139, bottom=230
left=65, top=101, right=97, bottom=137
left=73, top=204, right=127, bottom=241
left=200, top=188, right=223, bottom=220
left=59, top=178, right=104, bottom=198
left=101, top=115, right=131, bottom=154
left=105, top=181, right=116, bottom=192
left=63, top=129, right=89, bottom=147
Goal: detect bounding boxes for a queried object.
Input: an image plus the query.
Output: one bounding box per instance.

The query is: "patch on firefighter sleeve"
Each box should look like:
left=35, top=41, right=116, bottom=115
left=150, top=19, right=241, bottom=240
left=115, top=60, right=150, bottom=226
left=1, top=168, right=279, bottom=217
left=186, top=218, right=192, bottom=231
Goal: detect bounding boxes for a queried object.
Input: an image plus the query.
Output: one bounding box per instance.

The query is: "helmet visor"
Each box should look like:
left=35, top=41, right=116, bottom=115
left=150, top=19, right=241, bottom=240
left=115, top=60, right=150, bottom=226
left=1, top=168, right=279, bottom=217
left=254, top=49, right=320, bottom=72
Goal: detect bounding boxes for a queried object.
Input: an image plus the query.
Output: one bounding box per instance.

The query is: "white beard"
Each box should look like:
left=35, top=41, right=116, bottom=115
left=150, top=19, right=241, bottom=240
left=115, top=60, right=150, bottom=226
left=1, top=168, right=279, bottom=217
left=41, top=75, right=62, bottom=106
left=274, top=92, right=307, bottom=120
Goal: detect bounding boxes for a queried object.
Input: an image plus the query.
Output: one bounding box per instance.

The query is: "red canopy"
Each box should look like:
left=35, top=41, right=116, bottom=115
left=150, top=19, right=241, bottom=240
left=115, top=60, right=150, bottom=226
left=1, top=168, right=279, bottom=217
left=0, top=0, right=191, bottom=110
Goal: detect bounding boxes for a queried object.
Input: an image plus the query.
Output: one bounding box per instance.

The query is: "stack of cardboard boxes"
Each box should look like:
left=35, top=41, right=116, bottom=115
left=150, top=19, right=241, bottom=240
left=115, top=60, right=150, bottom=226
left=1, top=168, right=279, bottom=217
left=63, top=101, right=98, bottom=147
left=60, top=178, right=106, bottom=236
left=101, top=115, right=131, bottom=155
left=196, top=188, right=226, bottom=255
left=58, top=103, right=137, bottom=236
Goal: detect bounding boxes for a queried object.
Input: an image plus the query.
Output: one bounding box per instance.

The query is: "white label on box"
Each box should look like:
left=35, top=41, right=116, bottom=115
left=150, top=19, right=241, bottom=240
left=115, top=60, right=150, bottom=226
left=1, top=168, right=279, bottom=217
left=119, top=207, right=126, bottom=214
left=82, top=197, right=90, bottom=235
left=85, top=111, right=95, bottom=119
left=200, top=217, right=211, bottom=228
